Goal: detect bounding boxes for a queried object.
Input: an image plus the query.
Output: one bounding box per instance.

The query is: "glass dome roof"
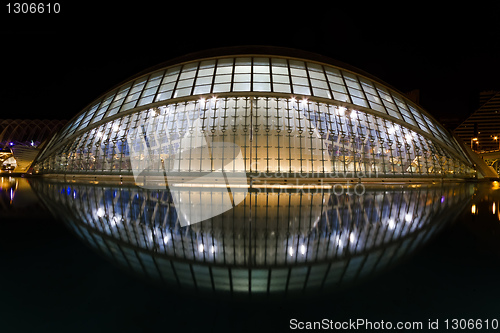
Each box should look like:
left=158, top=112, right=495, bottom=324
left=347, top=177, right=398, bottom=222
left=35, top=48, right=473, bottom=178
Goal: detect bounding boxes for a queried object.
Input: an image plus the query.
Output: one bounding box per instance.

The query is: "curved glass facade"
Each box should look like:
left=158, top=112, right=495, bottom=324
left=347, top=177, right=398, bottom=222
left=34, top=54, right=474, bottom=178
left=32, top=180, right=474, bottom=296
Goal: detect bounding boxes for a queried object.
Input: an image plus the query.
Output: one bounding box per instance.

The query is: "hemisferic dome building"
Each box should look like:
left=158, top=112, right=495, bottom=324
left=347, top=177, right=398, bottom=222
left=34, top=47, right=474, bottom=181
left=31, top=47, right=477, bottom=297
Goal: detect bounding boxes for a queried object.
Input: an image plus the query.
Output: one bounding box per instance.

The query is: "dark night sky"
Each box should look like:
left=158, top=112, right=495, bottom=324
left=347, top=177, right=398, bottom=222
left=2, top=4, right=500, bottom=124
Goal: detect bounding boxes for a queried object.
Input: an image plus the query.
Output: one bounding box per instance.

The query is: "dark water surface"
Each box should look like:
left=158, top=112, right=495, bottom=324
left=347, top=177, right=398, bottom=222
left=1, top=177, right=500, bottom=332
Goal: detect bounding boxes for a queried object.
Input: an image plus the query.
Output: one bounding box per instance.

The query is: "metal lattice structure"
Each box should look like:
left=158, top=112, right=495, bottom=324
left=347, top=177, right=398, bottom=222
left=34, top=49, right=474, bottom=178
left=0, top=119, right=67, bottom=172
left=0, top=119, right=66, bottom=148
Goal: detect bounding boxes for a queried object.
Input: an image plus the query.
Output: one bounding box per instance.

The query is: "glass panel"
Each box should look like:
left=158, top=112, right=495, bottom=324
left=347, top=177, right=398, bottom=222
left=214, top=74, right=232, bottom=83
left=233, top=73, right=251, bottom=82
left=233, top=82, right=251, bottom=91
left=213, top=83, right=231, bottom=93
left=293, top=85, right=311, bottom=95
left=216, top=66, right=233, bottom=75
left=253, top=73, right=270, bottom=82
left=312, top=87, right=331, bottom=98
left=253, top=82, right=271, bottom=92
left=291, top=76, right=308, bottom=86
left=193, top=85, right=211, bottom=94
left=273, top=83, right=291, bottom=93
left=272, top=74, right=290, bottom=84
left=290, top=68, right=307, bottom=77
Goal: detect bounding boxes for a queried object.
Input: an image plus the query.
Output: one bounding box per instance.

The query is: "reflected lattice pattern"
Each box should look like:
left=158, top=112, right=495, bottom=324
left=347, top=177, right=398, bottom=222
left=33, top=180, right=473, bottom=295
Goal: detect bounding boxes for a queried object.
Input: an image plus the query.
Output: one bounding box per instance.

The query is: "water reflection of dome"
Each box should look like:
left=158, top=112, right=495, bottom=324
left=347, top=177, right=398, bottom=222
left=32, top=180, right=473, bottom=296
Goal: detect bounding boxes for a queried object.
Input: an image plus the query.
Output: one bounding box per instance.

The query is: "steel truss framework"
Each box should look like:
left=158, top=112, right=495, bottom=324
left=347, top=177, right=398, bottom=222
left=0, top=119, right=66, bottom=148
left=33, top=180, right=473, bottom=296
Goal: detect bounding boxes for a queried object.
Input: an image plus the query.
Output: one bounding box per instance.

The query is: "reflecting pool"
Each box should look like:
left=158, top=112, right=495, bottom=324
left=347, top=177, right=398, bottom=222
left=29, top=178, right=474, bottom=297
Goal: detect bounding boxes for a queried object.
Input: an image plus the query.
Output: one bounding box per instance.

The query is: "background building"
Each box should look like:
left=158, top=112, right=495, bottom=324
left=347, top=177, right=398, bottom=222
left=454, top=91, right=500, bottom=152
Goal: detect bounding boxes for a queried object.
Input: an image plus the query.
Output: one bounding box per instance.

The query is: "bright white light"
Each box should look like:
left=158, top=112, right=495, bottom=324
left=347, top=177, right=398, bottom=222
left=405, top=133, right=413, bottom=142
left=210, top=245, right=216, bottom=254
left=405, top=213, right=412, bottom=222
left=350, top=110, right=357, bottom=119
left=337, top=106, right=346, bottom=116
left=300, top=244, right=306, bottom=255
left=290, top=97, right=297, bottom=104
left=388, top=127, right=396, bottom=135
left=198, top=243, right=204, bottom=253
left=301, top=98, right=308, bottom=107
left=96, top=131, right=103, bottom=138
left=163, top=235, right=170, bottom=244
left=388, top=218, right=395, bottom=230
left=288, top=246, right=294, bottom=256
left=349, top=232, right=355, bottom=243
left=96, top=207, right=105, bottom=218
left=110, top=215, right=120, bottom=226
left=211, top=96, right=217, bottom=104
left=113, top=123, right=120, bottom=132
left=336, top=235, right=343, bottom=248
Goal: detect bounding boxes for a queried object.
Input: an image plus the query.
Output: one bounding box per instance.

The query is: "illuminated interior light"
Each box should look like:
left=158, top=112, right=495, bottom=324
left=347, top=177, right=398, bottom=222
left=350, top=110, right=357, bottom=119
left=96, top=131, right=103, bottom=138
left=96, top=207, right=105, bottom=218
left=388, top=218, right=395, bottom=230
left=337, top=106, right=346, bottom=116
left=300, top=244, right=306, bottom=255
left=336, top=235, right=343, bottom=248
left=471, top=204, right=477, bottom=214
left=210, top=245, right=216, bottom=254
left=163, top=235, right=170, bottom=244
left=290, top=97, right=297, bottom=104
left=198, top=243, right=204, bottom=253
left=288, top=246, right=294, bottom=256
left=493, top=202, right=496, bottom=214
left=349, top=232, right=355, bottom=243
left=113, top=123, right=120, bottom=132
left=169, top=183, right=334, bottom=190
left=405, top=213, right=412, bottom=222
